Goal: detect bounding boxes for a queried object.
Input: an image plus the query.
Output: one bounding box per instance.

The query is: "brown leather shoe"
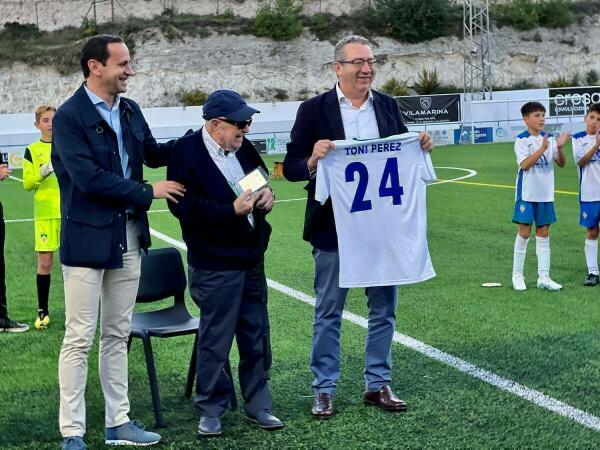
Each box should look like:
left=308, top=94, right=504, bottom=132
left=363, top=385, right=407, bottom=411
left=311, top=393, right=333, bottom=418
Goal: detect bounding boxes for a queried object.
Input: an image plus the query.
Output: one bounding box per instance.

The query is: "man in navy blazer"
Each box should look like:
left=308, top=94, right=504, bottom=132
left=52, top=34, right=184, bottom=449
left=283, top=35, right=434, bottom=418
left=167, top=90, right=282, bottom=437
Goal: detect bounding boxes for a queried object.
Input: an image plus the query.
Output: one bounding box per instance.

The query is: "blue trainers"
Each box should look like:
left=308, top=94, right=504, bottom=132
left=105, top=420, right=161, bottom=446
left=62, top=436, right=87, bottom=450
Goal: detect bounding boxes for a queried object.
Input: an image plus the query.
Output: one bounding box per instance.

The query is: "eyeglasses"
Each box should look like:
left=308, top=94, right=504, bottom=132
left=218, top=117, right=253, bottom=129
left=336, top=58, right=377, bottom=68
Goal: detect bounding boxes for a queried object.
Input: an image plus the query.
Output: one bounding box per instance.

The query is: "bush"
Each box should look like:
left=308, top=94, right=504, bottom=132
left=495, top=0, right=539, bottom=31
left=308, top=12, right=329, bottom=40
left=179, top=89, right=208, bottom=106
left=548, top=75, right=570, bottom=88
left=373, top=0, right=461, bottom=43
left=2, top=22, right=40, bottom=40
left=80, top=18, right=98, bottom=38
left=495, top=0, right=574, bottom=30
left=273, top=88, right=289, bottom=101
left=253, top=0, right=303, bottom=41
left=380, top=78, right=410, bottom=97
left=537, top=0, right=574, bottom=28
left=586, top=69, right=599, bottom=86
left=413, top=68, right=441, bottom=94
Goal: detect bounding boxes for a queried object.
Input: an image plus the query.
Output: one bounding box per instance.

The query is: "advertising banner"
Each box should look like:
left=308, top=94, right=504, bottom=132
left=454, top=126, right=493, bottom=144
left=549, top=86, right=600, bottom=116
left=396, top=94, right=461, bottom=124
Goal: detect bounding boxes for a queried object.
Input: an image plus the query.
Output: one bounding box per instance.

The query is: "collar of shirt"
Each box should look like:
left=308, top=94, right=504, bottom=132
left=202, top=125, right=239, bottom=158
left=84, top=84, right=121, bottom=113
left=335, top=83, right=374, bottom=110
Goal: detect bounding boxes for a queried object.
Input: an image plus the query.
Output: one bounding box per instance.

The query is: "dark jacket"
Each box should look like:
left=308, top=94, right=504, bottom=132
left=166, top=128, right=271, bottom=270
left=283, top=86, right=409, bottom=250
left=51, top=84, right=174, bottom=269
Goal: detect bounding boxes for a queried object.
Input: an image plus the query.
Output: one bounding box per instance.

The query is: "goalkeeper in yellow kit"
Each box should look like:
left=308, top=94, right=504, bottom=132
left=23, top=105, right=59, bottom=330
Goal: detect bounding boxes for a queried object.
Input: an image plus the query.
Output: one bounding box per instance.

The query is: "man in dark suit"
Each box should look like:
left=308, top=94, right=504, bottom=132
left=167, top=90, right=283, bottom=437
left=283, top=35, right=434, bottom=418
left=52, top=34, right=185, bottom=450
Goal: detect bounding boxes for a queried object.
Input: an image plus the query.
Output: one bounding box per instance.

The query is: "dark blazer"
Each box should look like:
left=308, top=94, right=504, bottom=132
left=51, top=84, right=174, bottom=269
left=283, top=86, right=409, bottom=250
left=167, top=128, right=272, bottom=271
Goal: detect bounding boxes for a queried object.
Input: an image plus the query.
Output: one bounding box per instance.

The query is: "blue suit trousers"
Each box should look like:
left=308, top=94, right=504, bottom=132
left=310, top=248, right=398, bottom=394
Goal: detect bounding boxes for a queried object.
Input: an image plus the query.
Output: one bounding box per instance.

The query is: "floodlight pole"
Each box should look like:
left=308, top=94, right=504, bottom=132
left=464, top=0, right=492, bottom=144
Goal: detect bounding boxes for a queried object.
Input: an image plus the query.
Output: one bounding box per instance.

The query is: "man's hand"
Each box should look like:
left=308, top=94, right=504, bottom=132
left=234, top=189, right=256, bottom=215
left=0, top=164, right=11, bottom=181
left=419, top=131, right=434, bottom=152
left=255, top=188, right=274, bottom=211
left=540, top=135, right=549, bottom=151
left=152, top=180, right=185, bottom=203
left=307, top=139, right=336, bottom=171
left=39, top=162, right=54, bottom=178
left=556, top=131, right=570, bottom=148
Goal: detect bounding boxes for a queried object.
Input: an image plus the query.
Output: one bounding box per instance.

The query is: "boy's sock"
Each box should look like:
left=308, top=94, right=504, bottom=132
left=513, top=235, right=529, bottom=275
left=585, top=238, right=599, bottom=275
left=36, top=273, right=50, bottom=315
left=536, top=236, right=551, bottom=278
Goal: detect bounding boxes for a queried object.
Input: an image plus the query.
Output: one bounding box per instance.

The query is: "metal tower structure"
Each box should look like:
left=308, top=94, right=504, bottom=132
left=463, top=0, right=492, bottom=101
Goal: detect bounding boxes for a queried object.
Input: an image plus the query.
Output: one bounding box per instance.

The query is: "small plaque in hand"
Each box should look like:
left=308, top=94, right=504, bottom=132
left=232, top=167, right=269, bottom=196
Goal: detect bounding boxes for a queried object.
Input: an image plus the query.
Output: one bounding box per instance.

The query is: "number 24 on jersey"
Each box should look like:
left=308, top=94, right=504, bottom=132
left=345, top=157, right=404, bottom=213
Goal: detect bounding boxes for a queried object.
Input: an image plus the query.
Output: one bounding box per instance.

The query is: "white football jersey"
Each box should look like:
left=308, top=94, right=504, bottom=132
left=514, top=131, right=558, bottom=202
left=315, top=133, right=436, bottom=288
left=572, top=131, right=600, bottom=202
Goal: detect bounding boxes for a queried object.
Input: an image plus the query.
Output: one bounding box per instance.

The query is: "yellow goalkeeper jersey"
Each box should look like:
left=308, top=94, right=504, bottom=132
left=23, top=140, right=60, bottom=220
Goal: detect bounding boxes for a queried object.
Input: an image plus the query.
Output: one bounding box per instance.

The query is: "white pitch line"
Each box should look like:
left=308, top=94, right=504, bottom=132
left=148, top=226, right=600, bottom=433
left=4, top=209, right=170, bottom=223
left=431, top=167, right=478, bottom=185
left=5, top=218, right=34, bottom=223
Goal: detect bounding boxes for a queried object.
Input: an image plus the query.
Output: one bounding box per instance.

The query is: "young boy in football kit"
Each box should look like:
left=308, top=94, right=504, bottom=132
left=23, top=105, right=59, bottom=329
left=511, top=101, right=569, bottom=291
left=572, top=102, right=600, bottom=286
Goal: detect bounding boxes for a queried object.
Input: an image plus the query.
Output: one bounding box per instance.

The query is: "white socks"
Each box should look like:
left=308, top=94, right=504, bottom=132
left=585, top=238, right=599, bottom=275
left=536, top=236, right=551, bottom=278
left=513, top=235, right=529, bottom=275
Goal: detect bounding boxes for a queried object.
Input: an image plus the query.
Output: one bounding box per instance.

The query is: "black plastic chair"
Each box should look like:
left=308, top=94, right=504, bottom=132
left=128, top=247, right=237, bottom=427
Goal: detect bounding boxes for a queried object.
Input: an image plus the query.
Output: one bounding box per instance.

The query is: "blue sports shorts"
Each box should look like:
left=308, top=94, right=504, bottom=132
left=580, top=201, right=600, bottom=228
left=512, top=200, right=556, bottom=226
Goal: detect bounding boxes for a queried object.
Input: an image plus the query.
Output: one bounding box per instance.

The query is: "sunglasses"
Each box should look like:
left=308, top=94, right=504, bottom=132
left=218, top=118, right=253, bottom=129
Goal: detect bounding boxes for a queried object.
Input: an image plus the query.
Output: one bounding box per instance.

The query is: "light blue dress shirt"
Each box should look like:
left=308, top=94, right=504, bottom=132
left=84, top=84, right=131, bottom=179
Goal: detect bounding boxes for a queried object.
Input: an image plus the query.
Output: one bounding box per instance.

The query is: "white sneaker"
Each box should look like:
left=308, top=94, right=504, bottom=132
left=537, top=276, right=562, bottom=291
left=512, top=273, right=527, bottom=291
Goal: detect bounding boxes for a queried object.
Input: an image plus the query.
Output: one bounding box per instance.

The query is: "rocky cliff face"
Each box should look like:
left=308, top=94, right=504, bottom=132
left=0, top=2, right=597, bottom=114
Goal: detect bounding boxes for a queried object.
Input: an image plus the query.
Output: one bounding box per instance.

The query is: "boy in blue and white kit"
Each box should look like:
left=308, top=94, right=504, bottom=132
left=572, top=103, right=600, bottom=286
left=512, top=101, right=569, bottom=291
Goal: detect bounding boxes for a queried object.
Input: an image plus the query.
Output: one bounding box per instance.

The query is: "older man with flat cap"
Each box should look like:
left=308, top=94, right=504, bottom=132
left=167, top=90, right=281, bottom=437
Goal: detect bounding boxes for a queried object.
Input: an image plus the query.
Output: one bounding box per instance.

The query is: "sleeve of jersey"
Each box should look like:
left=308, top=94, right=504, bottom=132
left=314, top=157, right=330, bottom=205
left=572, top=138, right=584, bottom=163
left=420, top=151, right=437, bottom=184
left=514, top=139, right=529, bottom=165
left=551, top=137, right=559, bottom=161
left=22, top=147, right=42, bottom=191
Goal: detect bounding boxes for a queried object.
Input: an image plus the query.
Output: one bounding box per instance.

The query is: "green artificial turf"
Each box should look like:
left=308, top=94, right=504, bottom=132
left=2, top=143, right=600, bottom=448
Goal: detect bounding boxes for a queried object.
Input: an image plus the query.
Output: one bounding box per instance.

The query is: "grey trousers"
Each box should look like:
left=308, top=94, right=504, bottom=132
left=188, top=264, right=272, bottom=418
